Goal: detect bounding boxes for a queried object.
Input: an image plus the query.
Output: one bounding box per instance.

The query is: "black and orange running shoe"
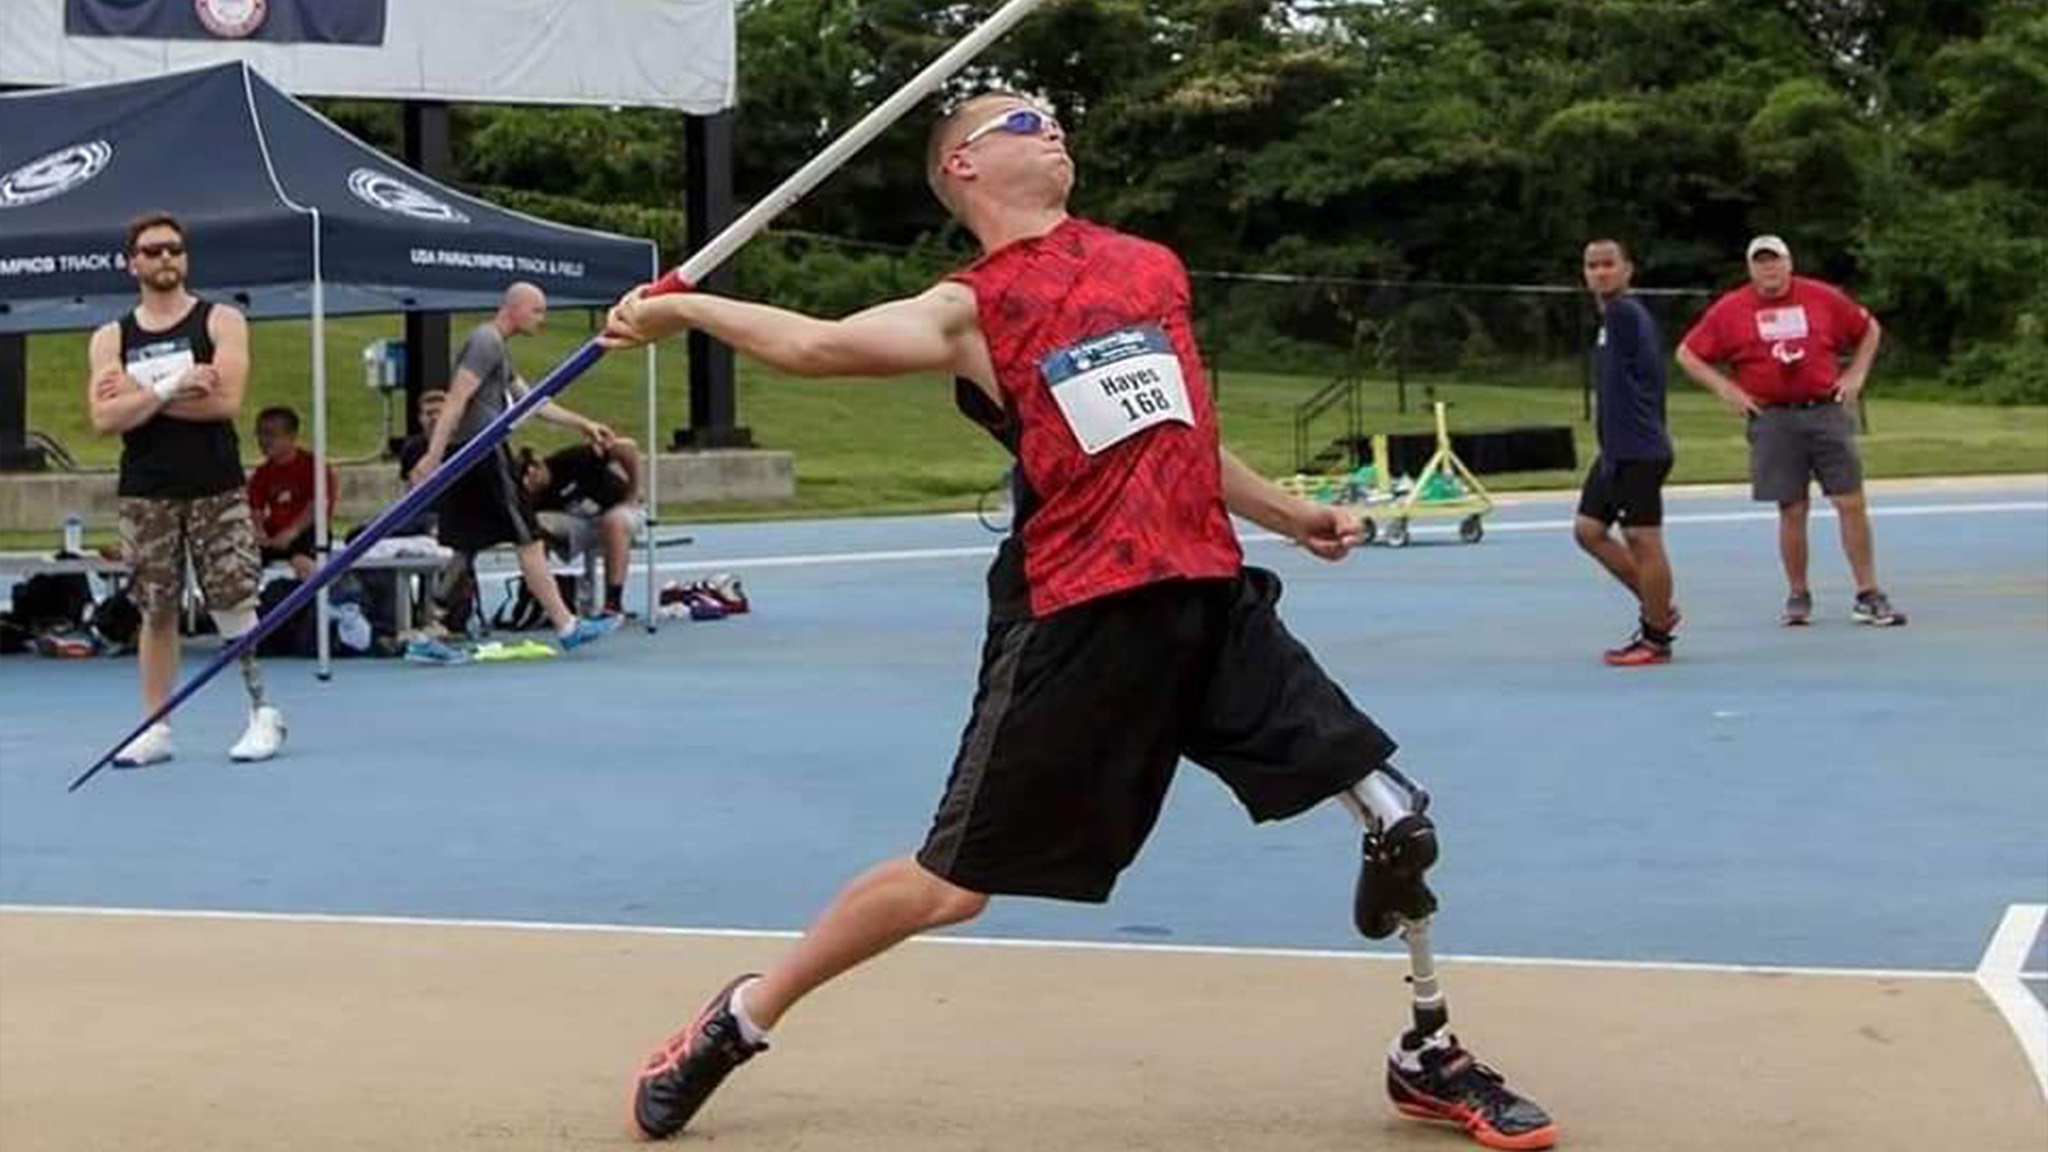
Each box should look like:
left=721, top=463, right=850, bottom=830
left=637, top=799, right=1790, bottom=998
left=1602, top=633, right=1671, bottom=667
left=1386, top=1032, right=1557, bottom=1150
left=628, top=974, right=767, bottom=1140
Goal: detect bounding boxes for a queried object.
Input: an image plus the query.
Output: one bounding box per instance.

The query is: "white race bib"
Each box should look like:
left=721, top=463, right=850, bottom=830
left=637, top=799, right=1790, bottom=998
left=126, top=340, right=195, bottom=390
left=1755, top=306, right=1809, bottom=342
left=1040, top=324, right=1193, bottom=455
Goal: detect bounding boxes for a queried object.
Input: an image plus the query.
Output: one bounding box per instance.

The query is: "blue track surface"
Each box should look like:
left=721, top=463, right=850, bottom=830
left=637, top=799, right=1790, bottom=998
left=4, top=479, right=2043, bottom=973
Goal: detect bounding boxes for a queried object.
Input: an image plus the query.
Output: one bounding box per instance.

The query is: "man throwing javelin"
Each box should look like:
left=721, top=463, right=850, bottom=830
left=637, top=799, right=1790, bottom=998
left=601, top=92, right=1557, bottom=1150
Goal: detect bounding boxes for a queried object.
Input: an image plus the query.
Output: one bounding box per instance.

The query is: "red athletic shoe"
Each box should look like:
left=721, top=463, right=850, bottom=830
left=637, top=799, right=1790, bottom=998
left=696, top=573, right=749, bottom=614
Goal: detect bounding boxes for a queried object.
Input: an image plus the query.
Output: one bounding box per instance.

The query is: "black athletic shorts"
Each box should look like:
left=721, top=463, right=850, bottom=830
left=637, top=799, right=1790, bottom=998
left=916, top=567, right=1397, bottom=903
left=437, top=444, right=541, bottom=554
left=1577, top=455, right=1673, bottom=528
left=261, top=528, right=317, bottom=566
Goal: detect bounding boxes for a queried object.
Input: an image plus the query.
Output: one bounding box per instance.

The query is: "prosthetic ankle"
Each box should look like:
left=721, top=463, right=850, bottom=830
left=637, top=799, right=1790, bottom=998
left=208, top=602, right=269, bottom=708
left=1342, top=766, right=1448, bottom=1045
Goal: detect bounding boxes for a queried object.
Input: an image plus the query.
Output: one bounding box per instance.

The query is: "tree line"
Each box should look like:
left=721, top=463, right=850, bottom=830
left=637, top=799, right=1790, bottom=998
left=321, top=0, right=2047, bottom=400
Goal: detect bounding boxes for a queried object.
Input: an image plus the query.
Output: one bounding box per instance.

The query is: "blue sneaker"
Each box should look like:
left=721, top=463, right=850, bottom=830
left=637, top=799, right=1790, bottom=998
left=404, top=636, right=469, bottom=665
left=558, top=615, right=619, bottom=651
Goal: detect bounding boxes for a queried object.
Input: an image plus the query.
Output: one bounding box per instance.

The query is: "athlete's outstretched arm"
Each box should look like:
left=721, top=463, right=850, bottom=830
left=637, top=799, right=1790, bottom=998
left=601, top=282, right=979, bottom=380
left=1220, top=446, right=1366, bottom=561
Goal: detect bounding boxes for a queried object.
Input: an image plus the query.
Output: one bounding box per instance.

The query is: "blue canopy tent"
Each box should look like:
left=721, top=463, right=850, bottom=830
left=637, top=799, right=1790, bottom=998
left=0, top=61, right=665, bottom=667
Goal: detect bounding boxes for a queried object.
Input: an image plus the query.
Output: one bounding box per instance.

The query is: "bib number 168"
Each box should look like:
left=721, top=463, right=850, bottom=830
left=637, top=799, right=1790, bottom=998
left=1120, top=386, right=1174, bottom=420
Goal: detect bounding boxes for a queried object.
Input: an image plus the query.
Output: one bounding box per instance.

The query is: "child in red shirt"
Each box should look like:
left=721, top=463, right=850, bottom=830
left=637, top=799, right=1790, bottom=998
left=247, top=406, right=336, bottom=578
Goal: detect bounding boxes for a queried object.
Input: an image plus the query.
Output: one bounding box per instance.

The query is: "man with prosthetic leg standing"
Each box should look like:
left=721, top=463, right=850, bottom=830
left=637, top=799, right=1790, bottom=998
left=602, top=93, right=1556, bottom=1151
left=88, top=213, right=284, bottom=766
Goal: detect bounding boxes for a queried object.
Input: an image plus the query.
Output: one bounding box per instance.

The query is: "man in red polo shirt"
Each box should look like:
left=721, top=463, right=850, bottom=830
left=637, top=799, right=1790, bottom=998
left=1677, top=235, right=1905, bottom=627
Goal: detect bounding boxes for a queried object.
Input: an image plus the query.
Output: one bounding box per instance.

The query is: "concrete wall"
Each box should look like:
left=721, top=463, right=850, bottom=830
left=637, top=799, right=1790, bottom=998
left=0, top=450, right=795, bottom=535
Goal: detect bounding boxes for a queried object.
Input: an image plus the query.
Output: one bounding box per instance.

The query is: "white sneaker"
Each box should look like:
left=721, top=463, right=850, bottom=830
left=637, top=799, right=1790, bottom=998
left=113, top=723, right=175, bottom=767
left=229, top=705, right=287, bottom=762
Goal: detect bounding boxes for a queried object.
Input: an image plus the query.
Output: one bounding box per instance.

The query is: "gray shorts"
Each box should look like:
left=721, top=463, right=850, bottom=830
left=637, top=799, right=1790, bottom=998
left=537, top=505, right=646, bottom=560
left=1747, top=403, right=1863, bottom=504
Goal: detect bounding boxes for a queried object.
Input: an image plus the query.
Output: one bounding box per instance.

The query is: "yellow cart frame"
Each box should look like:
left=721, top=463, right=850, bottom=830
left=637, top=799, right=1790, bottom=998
left=1373, top=401, right=1494, bottom=547
left=1277, top=402, right=1492, bottom=547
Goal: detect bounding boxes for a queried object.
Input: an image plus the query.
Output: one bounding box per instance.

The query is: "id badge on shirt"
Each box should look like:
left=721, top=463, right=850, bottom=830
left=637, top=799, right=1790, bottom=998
left=1039, top=324, right=1193, bottom=455
left=126, top=340, right=195, bottom=390
left=1755, top=306, right=1809, bottom=342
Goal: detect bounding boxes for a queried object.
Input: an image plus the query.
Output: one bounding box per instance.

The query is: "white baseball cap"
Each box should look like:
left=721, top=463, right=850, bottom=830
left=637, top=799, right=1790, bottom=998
left=1746, top=234, right=1791, bottom=261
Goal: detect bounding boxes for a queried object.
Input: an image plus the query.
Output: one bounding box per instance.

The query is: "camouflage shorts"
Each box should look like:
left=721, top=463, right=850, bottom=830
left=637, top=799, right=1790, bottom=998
left=118, top=492, right=260, bottom=617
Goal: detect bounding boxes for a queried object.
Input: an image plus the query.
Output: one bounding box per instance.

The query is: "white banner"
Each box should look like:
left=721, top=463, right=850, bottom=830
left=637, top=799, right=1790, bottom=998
left=0, top=0, right=735, bottom=112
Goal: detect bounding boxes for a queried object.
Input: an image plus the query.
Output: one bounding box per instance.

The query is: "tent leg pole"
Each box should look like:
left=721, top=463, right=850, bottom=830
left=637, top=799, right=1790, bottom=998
left=311, top=218, right=333, bottom=682
left=645, top=340, right=660, bottom=633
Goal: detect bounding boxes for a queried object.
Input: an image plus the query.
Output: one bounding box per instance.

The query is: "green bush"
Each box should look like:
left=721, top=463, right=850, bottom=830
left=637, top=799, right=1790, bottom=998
left=1943, top=335, right=2048, bottom=405
left=731, top=236, right=951, bottom=318
left=1938, top=283, right=2048, bottom=404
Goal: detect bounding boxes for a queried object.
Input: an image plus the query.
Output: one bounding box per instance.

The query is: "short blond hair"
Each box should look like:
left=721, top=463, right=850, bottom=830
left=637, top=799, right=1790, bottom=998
left=924, top=90, right=1035, bottom=213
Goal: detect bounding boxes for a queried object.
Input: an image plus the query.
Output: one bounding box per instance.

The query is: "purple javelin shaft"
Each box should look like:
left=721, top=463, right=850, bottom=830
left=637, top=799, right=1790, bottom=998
left=67, top=338, right=608, bottom=793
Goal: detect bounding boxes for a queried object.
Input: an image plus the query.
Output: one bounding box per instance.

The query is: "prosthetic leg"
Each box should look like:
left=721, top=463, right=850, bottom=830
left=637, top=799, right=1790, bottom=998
left=1343, top=766, right=1558, bottom=1150
left=210, top=602, right=287, bottom=763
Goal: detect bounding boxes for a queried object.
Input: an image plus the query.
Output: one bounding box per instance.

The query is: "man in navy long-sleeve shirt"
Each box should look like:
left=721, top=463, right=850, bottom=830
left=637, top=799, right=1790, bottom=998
left=1574, top=239, right=1679, bottom=666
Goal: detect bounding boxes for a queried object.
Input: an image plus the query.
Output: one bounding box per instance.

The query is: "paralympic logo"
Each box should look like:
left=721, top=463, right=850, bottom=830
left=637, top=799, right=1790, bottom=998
left=347, top=168, right=470, bottom=224
left=1770, top=341, right=1807, bottom=365
left=195, top=0, right=269, bottom=39
left=0, top=141, right=114, bottom=209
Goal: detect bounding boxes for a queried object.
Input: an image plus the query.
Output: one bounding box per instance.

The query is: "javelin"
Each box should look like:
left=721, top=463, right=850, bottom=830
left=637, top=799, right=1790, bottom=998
left=69, top=0, right=1058, bottom=793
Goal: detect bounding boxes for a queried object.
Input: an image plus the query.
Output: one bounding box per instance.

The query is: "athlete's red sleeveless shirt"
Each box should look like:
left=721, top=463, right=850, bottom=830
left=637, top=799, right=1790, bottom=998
left=950, top=217, right=1242, bottom=619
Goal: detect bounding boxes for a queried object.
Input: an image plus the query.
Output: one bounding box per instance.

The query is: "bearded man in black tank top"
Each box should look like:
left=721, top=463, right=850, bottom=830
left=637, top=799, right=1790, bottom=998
left=86, top=212, right=285, bottom=766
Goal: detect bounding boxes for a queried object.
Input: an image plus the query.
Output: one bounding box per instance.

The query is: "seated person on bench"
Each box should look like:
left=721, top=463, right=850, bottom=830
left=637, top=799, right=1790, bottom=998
left=396, top=389, right=445, bottom=521
left=247, top=405, right=336, bottom=579
left=388, top=386, right=468, bottom=635
left=518, top=439, right=645, bottom=617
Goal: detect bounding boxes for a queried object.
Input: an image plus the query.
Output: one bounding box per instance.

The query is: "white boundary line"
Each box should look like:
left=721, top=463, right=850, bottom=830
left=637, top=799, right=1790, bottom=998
left=620, top=500, right=2047, bottom=576
left=5, top=499, right=2041, bottom=578
left=0, top=903, right=1970, bottom=983
left=1975, top=903, right=2048, bottom=1103
left=1480, top=500, right=2048, bottom=534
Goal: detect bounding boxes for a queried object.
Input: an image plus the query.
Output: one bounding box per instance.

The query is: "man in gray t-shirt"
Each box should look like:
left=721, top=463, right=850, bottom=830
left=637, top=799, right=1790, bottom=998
left=448, top=323, right=519, bottom=445
left=410, top=282, right=619, bottom=649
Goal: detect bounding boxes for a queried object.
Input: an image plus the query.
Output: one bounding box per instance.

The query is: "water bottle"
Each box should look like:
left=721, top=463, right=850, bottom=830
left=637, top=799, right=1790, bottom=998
left=61, top=511, right=84, bottom=557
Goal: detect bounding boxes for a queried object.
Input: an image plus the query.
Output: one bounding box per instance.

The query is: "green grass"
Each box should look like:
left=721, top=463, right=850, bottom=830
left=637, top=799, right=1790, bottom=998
left=21, top=315, right=2048, bottom=539
left=27, top=309, right=668, bottom=469
left=1211, top=370, right=2048, bottom=494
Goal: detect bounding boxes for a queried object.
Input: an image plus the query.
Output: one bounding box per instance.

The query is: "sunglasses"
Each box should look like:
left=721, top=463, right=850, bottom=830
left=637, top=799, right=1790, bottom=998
left=957, top=106, right=1060, bottom=149
left=135, top=242, right=186, bottom=259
